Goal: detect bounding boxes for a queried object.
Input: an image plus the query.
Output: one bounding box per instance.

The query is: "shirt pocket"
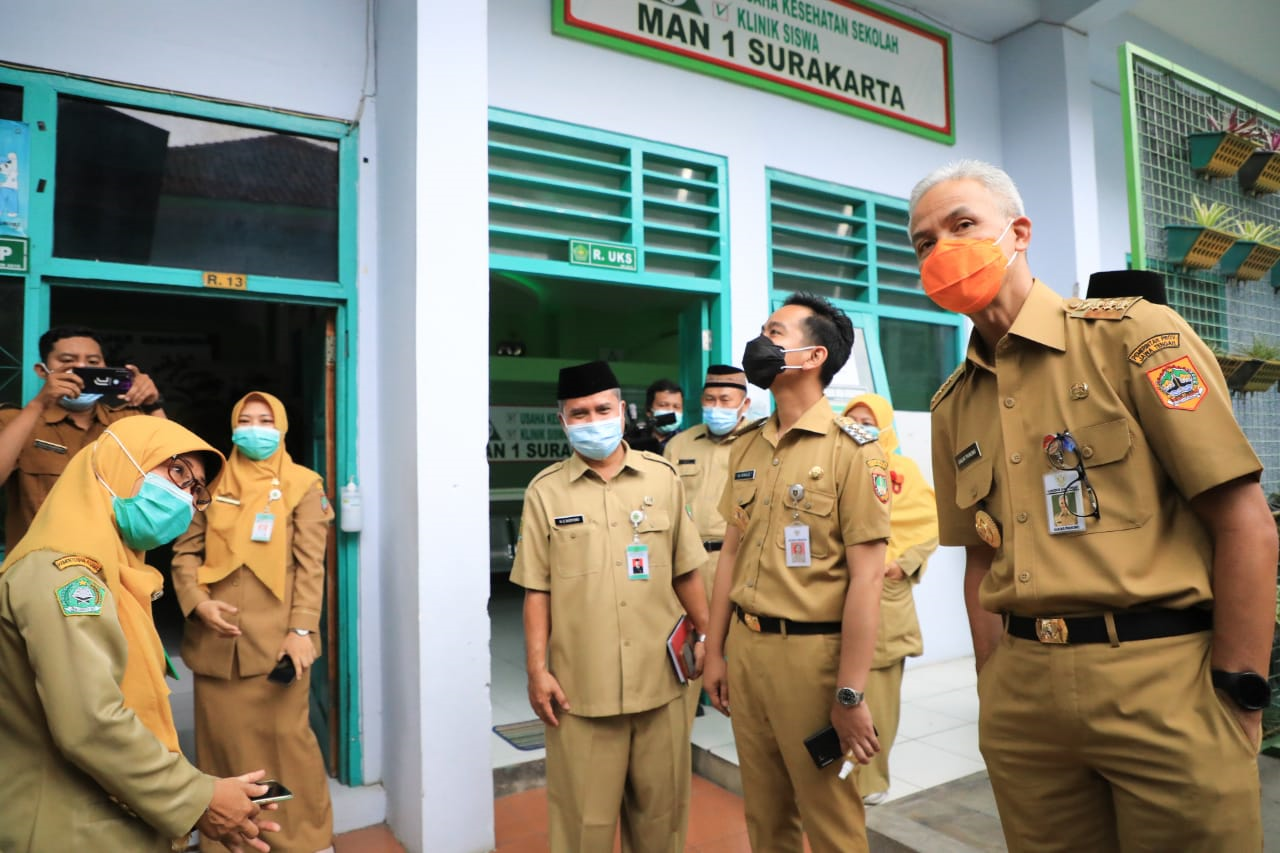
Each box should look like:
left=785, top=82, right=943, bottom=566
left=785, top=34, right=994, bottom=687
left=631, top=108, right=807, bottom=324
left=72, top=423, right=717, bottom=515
left=18, top=441, right=71, bottom=476
left=675, top=459, right=702, bottom=481
left=775, top=488, right=835, bottom=559
left=1067, top=417, right=1147, bottom=533
left=955, top=455, right=994, bottom=510
left=549, top=519, right=603, bottom=578
left=637, top=509, right=672, bottom=570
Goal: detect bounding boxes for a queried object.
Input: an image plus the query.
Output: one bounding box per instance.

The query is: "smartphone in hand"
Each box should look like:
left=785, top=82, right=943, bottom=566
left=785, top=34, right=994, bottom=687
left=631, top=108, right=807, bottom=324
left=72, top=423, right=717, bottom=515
left=250, top=780, right=294, bottom=804
left=267, top=657, right=296, bottom=685
left=71, top=366, right=134, bottom=394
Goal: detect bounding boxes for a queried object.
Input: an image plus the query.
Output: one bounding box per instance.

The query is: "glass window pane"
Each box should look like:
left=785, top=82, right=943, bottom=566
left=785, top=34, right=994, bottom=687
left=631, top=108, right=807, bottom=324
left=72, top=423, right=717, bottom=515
left=0, top=276, right=22, bottom=406
left=879, top=317, right=959, bottom=411
left=54, top=97, right=338, bottom=280
left=0, top=85, right=22, bottom=122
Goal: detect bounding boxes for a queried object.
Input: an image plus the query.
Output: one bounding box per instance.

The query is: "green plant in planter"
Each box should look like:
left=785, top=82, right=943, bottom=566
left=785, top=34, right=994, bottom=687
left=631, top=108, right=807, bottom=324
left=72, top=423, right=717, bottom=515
left=1239, top=128, right=1280, bottom=195
left=1245, top=336, right=1280, bottom=361
left=1188, top=196, right=1238, bottom=230
left=1235, top=336, right=1280, bottom=393
left=1206, top=107, right=1263, bottom=139
left=1191, top=108, right=1263, bottom=178
left=1236, top=220, right=1280, bottom=244
left=1221, top=219, right=1280, bottom=281
left=1164, top=196, right=1239, bottom=269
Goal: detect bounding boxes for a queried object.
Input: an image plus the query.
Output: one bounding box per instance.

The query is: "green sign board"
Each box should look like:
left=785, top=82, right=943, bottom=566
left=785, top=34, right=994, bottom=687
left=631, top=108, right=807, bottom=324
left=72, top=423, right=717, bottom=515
left=569, top=238, right=638, bottom=271
left=0, top=236, right=28, bottom=272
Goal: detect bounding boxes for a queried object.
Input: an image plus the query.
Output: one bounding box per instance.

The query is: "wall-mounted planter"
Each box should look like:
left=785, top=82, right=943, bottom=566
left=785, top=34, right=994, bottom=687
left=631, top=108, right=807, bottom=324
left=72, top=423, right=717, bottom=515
left=1163, top=224, right=1237, bottom=269
left=1187, top=131, right=1257, bottom=178
left=1220, top=240, right=1280, bottom=281
left=1241, top=359, right=1280, bottom=393
left=1237, top=150, right=1280, bottom=195
left=1216, top=354, right=1252, bottom=387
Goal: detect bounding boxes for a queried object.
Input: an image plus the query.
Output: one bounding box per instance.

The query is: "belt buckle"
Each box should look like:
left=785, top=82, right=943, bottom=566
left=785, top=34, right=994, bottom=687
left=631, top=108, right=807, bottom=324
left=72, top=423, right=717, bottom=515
left=743, top=612, right=761, bottom=632
left=1035, top=617, right=1069, bottom=644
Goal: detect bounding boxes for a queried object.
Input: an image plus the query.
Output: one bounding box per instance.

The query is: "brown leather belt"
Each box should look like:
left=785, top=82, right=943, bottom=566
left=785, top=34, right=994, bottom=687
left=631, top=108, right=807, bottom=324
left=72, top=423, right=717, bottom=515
left=735, top=605, right=841, bottom=635
left=1006, top=608, right=1211, bottom=645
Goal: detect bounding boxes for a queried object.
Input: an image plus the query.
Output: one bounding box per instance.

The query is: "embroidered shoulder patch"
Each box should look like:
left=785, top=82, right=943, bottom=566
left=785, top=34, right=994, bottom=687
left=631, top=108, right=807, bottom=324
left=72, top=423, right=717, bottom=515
left=1067, top=296, right=1142, bottom=320
left=1128, top=333, right=1180, bottom=365
left=931, top=364, right=966, bottom=411
left=56, top=576, right=105, bottom=617
left=871, top=469, right=890, bottom=504
left=835, top=416, right=875, bottom=445
left=53, top=555, right=103, bottom=574
left=1146, top=355, right=1208, bottom=411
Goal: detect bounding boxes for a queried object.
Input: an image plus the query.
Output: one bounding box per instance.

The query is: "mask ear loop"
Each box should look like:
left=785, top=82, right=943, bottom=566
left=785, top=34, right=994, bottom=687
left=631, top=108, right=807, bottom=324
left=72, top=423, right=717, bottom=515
left=996, top=219, right=1020, bottom=270
left=93, top=429, right=146, bottom=499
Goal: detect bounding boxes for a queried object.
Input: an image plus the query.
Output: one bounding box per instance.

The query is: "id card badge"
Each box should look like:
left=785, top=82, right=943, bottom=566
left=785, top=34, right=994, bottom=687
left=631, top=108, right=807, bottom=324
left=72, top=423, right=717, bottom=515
left=626, top=543, right=650, bottom=580
left=251, top=513, right=276, bottom=542
left=784, top=523, right=812, bottom=567
left=1043, top=472, right=1086, bottom=534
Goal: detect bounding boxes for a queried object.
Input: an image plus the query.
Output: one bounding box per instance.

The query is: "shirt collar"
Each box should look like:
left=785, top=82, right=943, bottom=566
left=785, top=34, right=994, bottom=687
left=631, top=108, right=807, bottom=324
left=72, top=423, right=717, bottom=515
left=565, top=441, right=644, bottom=482
left=965, top=279, right=1067, bottom=370
left=762, top=396, right=835, bottom=443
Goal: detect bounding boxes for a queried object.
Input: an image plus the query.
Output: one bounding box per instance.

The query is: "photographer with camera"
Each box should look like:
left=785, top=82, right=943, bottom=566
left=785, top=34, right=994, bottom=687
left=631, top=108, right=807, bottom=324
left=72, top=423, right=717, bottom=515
left=0, top=326, right=165, bottom=551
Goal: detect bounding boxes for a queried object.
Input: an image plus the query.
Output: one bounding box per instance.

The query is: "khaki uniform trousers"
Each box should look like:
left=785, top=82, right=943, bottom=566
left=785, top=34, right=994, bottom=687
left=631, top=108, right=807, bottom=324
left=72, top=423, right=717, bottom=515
left=726, top=617, right=868, bottom=853
left=545, top=696, right=691, bottom=853
left=683, top=550, right=719, bottom=728
left=979, top=629, right=1262, bottom=853
left=856, top=659, right=904, bottom=796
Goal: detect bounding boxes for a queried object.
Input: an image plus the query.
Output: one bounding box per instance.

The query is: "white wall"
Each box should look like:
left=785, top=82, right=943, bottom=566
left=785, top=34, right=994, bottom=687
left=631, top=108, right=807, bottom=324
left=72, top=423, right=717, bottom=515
left=489, top=0, right=998, bottom=662
left=0, top=0, right=368, bottom=121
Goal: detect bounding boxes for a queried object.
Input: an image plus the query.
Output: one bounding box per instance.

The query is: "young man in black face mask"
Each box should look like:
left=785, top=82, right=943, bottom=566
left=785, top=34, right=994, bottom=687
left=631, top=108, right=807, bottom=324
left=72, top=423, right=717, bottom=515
left=702, top=293, right=891, bottom=852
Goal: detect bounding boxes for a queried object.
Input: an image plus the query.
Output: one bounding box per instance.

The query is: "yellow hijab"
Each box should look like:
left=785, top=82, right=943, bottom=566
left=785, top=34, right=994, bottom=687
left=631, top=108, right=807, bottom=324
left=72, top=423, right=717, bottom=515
left=843, top=393, right=938, bottom=567
left=200, top=392, right=322, bottom=600
left=0, top=417, right=224, bottom=753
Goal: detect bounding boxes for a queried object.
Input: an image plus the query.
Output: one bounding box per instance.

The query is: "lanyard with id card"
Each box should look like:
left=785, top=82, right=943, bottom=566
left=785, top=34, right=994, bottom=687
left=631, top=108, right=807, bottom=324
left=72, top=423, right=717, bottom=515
left=784, top=483, right=811, bottom=568
left=251, top=482, right=284, bottom=543
left=626, top=508, right=650, bottom=580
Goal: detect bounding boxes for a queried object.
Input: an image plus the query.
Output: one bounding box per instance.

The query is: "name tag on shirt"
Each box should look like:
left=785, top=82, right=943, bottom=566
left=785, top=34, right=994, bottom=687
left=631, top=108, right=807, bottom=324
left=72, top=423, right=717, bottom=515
left=1043, top=472, right=1086, bottom=534
left=626, top=543, right=650, bottom=580
left=554, top=515, right=584, bottom=526
left=33, top=439, right=67, bottom=454
left=784, top=523, right=812, bottom=567
left=734, top=470, right=755, bottom=481
left=251, top=513, right=275, bottom=542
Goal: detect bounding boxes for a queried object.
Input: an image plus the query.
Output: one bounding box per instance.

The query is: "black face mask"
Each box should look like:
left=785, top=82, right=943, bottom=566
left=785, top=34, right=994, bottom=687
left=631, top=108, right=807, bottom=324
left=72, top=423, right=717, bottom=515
left=741, top=336, right=786, bottom=389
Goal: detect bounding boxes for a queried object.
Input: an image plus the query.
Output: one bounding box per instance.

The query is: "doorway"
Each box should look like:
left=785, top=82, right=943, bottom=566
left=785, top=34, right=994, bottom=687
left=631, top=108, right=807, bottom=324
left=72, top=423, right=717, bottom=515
left=50, top=283, right=343, bottom=773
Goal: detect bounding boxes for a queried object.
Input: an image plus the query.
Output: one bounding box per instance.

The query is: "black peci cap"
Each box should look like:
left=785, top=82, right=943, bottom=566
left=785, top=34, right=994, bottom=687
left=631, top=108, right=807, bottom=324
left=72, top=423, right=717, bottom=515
left=557, top=360, right=620, bottom=400
left=1086, top=270, right=1167, bottom=305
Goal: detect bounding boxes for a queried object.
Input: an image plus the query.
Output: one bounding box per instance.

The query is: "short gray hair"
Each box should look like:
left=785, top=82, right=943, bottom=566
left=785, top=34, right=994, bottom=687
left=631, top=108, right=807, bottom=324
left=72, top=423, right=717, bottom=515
left=908, top=160, right=1025, bottom=228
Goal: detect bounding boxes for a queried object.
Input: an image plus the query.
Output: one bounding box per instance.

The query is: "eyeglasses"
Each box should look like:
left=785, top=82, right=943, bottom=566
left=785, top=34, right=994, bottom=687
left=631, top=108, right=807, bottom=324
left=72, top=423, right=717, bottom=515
left=165, top=455, right=211, bottom=511
left=1042, top=430, right=1101, bottom=521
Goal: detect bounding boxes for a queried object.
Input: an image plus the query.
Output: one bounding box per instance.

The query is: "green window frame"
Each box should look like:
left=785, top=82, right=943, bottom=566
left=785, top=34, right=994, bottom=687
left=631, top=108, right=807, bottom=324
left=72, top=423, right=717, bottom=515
left=0, top=65, right=364, bottom=784
left=766, top=168, right=964, bottom=410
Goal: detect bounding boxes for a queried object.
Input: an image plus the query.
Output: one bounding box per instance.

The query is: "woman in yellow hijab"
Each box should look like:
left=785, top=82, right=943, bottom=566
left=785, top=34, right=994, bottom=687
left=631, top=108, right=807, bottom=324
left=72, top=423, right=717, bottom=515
left=842, top=393, right=939, bottom=806
left=172, top=392, right=336, bottom=853
left=0, top=417, right=278, bottom=852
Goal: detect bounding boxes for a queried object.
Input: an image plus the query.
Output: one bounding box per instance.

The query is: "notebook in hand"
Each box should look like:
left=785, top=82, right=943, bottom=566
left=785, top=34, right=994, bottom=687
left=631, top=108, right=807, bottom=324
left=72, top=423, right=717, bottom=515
left=666, top=614, right=697, bottom=684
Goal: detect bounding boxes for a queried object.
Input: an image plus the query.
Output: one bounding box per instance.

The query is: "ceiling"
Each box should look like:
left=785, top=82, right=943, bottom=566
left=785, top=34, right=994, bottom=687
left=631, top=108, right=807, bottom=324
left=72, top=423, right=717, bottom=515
left=893, top=0, right=1280, bottom=97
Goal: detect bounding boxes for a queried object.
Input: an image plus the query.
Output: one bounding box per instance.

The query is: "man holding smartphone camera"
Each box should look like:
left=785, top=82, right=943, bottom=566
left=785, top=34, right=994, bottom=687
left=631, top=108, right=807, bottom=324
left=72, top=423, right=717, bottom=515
left=0, top=326, right=166, bottom=550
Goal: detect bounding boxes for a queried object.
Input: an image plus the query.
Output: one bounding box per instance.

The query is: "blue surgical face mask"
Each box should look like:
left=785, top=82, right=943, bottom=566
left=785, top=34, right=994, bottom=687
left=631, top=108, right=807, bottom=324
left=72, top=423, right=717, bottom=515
left=232, top=426, right=281, bottom=461
left=564, top=414, right=624, bottom=461
left=652, top=409, right=682, bottom=435
left=95, top=431, right=195, bottom=551
left=39, top=363, right=103, bottom=412
left=702, top=405, right=743, bottom=436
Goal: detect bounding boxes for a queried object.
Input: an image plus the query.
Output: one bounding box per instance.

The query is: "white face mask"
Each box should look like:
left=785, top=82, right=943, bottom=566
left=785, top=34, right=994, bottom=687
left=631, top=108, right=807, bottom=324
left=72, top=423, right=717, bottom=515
left=39, top=362, right=102, bottom=412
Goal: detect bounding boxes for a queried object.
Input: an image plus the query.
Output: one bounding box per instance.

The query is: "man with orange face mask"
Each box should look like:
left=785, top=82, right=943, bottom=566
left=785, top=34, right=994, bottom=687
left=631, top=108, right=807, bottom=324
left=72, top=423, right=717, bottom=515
left=913, top=160, right=1275, bottom=851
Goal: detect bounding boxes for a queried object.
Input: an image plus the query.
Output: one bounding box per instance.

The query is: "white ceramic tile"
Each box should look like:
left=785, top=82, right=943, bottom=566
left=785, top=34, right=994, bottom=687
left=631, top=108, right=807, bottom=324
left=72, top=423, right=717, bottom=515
left=916, top=722, right=984, bottom=765
left=886, top=739, right=987, bottom=790
left=894, top=703, right=970, bottom=741
left=691, top=711, right=735, bottom=751
left=913, top=686, right=981, bottom=724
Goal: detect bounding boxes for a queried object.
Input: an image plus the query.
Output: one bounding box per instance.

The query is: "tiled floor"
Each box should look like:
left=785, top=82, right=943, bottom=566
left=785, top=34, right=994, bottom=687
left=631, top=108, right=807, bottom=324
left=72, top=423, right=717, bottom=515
left=492, top=580, right=985, bottom=806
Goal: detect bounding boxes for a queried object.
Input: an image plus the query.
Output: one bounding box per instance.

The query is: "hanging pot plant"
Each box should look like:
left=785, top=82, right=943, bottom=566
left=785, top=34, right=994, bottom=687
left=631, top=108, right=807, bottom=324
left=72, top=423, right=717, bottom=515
left=1215, top=351, right=1253, bottom=386
left=1163, top=196, right=1238, bottom=269
left=1232, top=338, right=1280, bottom=393
left=1238, top=129, right=1280, bottom=195
left=1221, top=221, right=1280, bottom=281
left=1188, top=109, right=1261, bottom=178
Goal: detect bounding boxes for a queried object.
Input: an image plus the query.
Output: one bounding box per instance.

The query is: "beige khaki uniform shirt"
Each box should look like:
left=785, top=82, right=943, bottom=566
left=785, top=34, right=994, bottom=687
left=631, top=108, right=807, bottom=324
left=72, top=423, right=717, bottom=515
left=931, top=281, right=1261, bottom=616
left=663, top=422, right=751, bottom=542
left=0, top=549, right=214, bottom=852
left=0, top=403, right=142, bottom=551
left=510, top=445, right=706, bottom=717
left=172, top=485, right=333, bottom=678
left=718, top=398, right=892, bottom=622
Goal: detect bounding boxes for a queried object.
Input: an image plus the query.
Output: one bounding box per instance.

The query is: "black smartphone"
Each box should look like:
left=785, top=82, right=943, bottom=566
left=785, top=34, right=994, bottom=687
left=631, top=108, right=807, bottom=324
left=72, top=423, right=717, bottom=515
left=268, top=656, right=297, bottom=685
left=250, top=780, right=294, bottom=804
left=803, top=724, right=880, bottom=769
left=71, top=366, right=134, bottom=394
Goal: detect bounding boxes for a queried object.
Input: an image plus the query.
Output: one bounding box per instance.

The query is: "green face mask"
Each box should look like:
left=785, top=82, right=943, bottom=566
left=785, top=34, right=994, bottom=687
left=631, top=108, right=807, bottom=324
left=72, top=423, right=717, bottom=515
left=96, top=431, right=195, bottom=551
left=232, top=426, right=281, bottom=461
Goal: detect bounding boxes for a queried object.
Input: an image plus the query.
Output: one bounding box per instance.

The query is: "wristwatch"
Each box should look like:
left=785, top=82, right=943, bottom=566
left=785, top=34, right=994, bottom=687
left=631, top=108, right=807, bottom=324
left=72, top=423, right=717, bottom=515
left=835, top=686, right=864, bottom=707
left=293, top=628, right=311, bottom=637
left=1212, top=669, right=1272, bottom=712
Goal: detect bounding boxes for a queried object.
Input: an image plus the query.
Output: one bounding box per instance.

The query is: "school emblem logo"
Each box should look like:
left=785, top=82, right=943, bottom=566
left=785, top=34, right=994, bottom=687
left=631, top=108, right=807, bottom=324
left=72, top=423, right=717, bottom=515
left=871, top=471, right=889, bottom=504
left=1146, top=355, right=1207, bottom=411
left=55, top=576, right=105, bottom=617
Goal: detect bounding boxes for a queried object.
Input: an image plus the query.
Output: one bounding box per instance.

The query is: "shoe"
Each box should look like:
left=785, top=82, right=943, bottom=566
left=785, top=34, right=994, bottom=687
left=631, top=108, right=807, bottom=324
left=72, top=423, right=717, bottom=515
left=863, top=790, right=888, bottom=806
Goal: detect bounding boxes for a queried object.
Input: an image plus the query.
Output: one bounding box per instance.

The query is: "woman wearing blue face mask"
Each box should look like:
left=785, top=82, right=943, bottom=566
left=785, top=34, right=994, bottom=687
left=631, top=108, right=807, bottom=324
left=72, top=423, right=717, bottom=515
left=172, top=392, right=336, bottom=853
left=0, top=417, right=292, bottom=852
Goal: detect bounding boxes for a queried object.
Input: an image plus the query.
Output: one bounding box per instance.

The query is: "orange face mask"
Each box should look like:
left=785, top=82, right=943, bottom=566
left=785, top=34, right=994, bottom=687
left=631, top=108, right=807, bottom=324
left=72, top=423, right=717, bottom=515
left=919, top=220, right=1017, bottom=314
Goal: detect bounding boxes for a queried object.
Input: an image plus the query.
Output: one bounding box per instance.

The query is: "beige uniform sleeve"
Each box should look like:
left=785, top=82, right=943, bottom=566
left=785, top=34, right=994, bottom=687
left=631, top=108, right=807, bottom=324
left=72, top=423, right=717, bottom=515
left=929, top=396, right=984, bottom=548
left=289, top=484, right=333, bottom=633
left=669, top=474, right=706, bottom=577
left=7, top=557, right=213, bottom=836
left=170, top=510, right=210, bottom=617
left=837, top=440, right=892, bottom=546
left=510, top=480, right=553, bottom=592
